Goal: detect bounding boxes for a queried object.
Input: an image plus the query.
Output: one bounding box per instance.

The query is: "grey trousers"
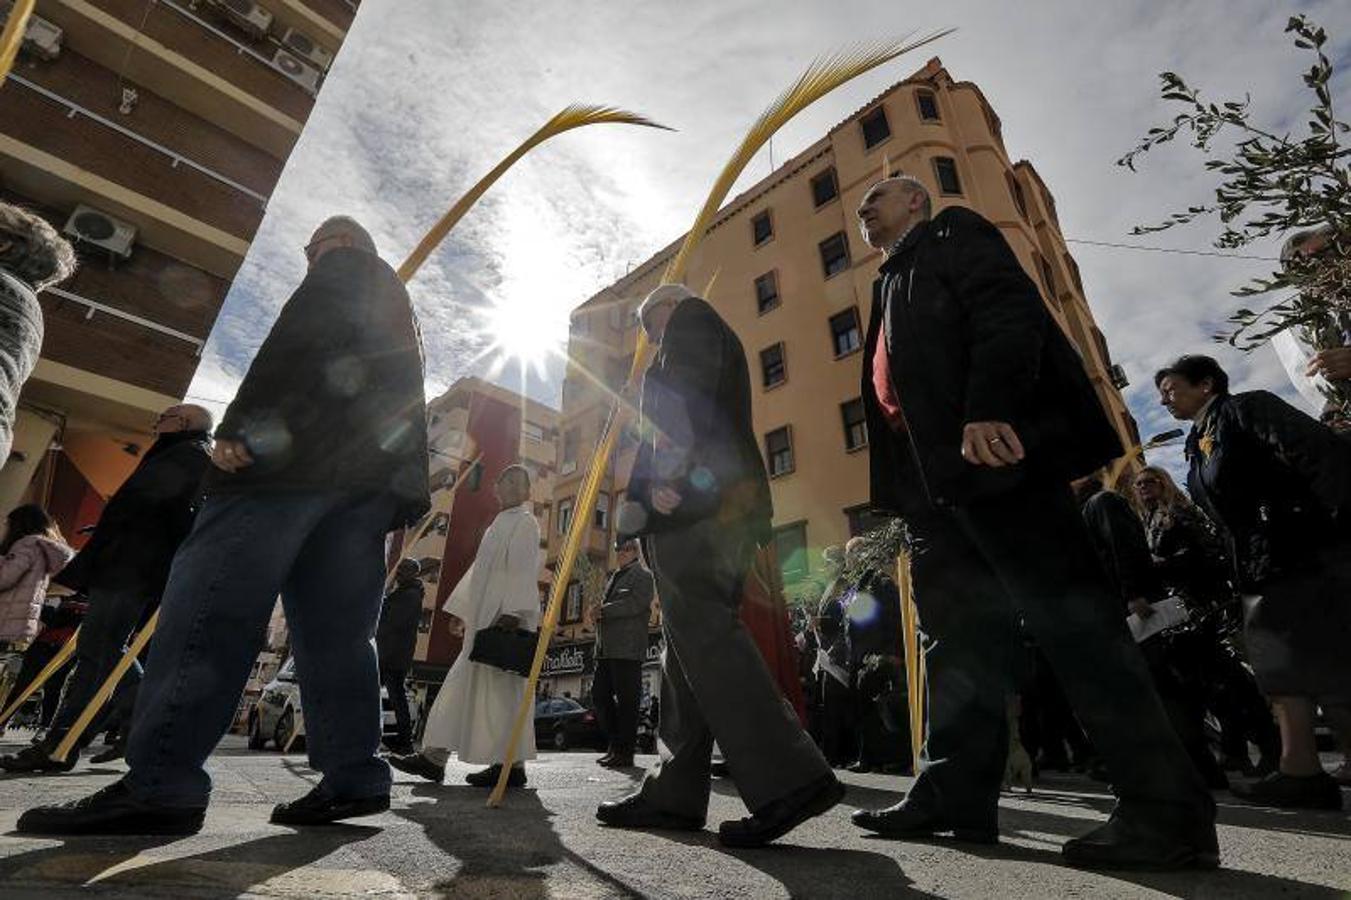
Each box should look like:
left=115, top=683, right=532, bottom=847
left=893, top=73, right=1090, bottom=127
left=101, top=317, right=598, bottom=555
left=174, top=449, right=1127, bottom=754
left=638, top=520, right=830, bottom=819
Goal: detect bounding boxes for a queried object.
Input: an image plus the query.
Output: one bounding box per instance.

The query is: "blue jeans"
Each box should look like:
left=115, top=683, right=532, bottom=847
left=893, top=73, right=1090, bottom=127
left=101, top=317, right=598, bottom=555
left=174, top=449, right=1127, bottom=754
left=125, top=490, right=395, bottom=807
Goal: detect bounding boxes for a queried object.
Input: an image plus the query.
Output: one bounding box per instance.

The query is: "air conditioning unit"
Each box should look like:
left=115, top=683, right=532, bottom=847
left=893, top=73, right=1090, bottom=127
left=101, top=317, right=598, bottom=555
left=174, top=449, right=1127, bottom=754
left=1109, top=363, right=1130, bottom=390
left=215, top=0, right=272, bottom=40
left=280, top=27, right=332, bottom=72
left=23, top=15, right=62, bottom=61
left=272, top=49, right=320, bottom=94
left=63, top=205, right=137, bottom=260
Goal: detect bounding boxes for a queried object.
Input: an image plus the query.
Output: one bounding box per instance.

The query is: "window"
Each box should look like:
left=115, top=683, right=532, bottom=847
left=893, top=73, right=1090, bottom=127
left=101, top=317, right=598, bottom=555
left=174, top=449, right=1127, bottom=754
left=564, top=580, right=584, bottom=624
left=572, top=313, right=590, bottom=336
left=774, top=522, right=809, bottom=583
left=594, top=492, right=609, bottom=530
left=522, top=420, right=545, bottom=443
left=860, top=107, right=891, bottom=149
left=765, top=426, right=795, bottom=478
left=819, top=232, right=850, bottom=278
left=915, top=89, right=941, bottom=121
left=1006, top=171, right=1028, bottom=220
left=845, top=504, right=893, bottom=538
left=561, top=427, right=579, bottom=475
left=810, top=167, right=839, bottom=207
left=536, top=503, right=550, bottom=537
left=1042, top=188, right=1060, bottom=228
left=933, top=157, right=963, bottom=195
left=829, top=308, right=862, bottom=357
left=841, top=398, right=868, bottom=451
left=751, top=210, right=774, bottom=246
left=557, top=497, right=574, bottom=535
left=1062, top=253, right=1084, bottom=294
left=760, top=343, right=787, bottom=389
left=608, top=304, right=623, bottom=330
left=754, top=271, right=780, bottom=315
left=1035, top=252, right=1057, bottom=298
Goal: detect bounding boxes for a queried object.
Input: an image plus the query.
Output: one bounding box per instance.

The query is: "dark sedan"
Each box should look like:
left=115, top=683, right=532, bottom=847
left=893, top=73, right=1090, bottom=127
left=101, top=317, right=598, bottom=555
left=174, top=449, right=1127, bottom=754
left=534, top=698, right=604, bottom=751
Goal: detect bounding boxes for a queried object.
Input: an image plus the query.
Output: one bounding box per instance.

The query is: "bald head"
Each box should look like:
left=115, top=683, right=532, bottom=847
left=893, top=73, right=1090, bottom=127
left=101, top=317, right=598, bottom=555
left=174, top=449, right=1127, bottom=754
left=155, top=403, right=213, bottom=436
left=306, top=216, right=377, bottom=268
left=857, top=176, right=932, bottom=251
left=495, top=464, right=531, bottom=508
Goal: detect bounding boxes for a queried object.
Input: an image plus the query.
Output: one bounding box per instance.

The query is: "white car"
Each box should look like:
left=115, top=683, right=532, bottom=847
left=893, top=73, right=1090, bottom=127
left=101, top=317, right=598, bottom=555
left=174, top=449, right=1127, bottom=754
left=246, top=658, right=409, bottom=752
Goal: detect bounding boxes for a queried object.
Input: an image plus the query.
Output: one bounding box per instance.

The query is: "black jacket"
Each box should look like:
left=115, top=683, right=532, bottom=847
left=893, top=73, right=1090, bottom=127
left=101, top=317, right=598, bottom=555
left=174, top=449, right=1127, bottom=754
left=1081, top=490, right=1164, bottom=608
left=620, top=297, right=772, bottom=542
left=861, top=207, right=1122, bottom=515
left=375, top=579, right=425, bottom=671
left=595, top=560, right=655, bottom=661
left=208, top=248, right=431, bottom=529
left=55, top=430, right=211, bottom=594
left=845, top=571, right=903, bottom=669
left=1185, top=390, right=1351, bottom=590
left=1143, top=503, right=1232, bottom=609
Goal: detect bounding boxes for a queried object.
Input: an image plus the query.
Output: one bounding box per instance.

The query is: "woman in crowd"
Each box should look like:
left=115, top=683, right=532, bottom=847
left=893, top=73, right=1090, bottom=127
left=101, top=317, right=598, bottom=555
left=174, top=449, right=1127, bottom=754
left=1130, top=466, right=1281, bottom=776
left=1156, top=354, right=1351, bottom=809
left=0, top=505, right=73, bottom=710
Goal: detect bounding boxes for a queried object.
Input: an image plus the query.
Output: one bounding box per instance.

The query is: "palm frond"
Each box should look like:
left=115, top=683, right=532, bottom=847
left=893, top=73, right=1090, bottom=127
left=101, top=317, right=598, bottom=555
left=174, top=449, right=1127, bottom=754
left=0, top=0, right=37, bottom=83
left=662, top=29, right=955, bottom=284
left=398, top=104, right=670, bottom=283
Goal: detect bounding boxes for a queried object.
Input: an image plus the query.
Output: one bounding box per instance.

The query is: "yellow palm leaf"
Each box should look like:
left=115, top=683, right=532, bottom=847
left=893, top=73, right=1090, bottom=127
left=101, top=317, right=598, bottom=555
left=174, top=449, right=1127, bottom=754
left=663, top=29, right=955, bottom=284
left=0, top=0, right=37, bottom=84
left=398, top=104, right=670, bottom=283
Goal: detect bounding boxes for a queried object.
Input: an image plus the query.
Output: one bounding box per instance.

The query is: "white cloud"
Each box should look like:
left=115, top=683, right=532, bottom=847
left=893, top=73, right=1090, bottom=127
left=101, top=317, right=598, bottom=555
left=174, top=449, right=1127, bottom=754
left=189, top=0, right=1350, bottom=472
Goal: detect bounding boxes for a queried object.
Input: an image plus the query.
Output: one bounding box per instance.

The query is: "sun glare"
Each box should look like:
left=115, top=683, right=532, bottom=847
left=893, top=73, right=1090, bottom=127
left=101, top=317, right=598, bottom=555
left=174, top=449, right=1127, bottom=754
left=477, top=295, right=567, bottom=377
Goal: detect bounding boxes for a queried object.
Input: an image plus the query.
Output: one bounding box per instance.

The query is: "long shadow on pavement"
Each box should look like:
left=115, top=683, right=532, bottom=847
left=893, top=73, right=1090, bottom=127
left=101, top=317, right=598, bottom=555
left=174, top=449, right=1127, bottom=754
left=0, top=834, right=181, bottom=894
left=396, top=783, right=645, bottom=899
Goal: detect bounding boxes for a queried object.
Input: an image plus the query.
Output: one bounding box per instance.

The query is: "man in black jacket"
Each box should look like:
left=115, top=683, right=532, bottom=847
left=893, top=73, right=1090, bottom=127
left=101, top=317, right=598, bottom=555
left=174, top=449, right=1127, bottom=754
left=376, top=558, right=425, bottom=754
left=848, top=177, right=1216, bottom=870
left=18, top=216, right=430, bottom=835
left=592, top=539, right=654, bottom=769
left=597, top=284, right=841, bottom=848
left=1, top=403, right=212, bottom=773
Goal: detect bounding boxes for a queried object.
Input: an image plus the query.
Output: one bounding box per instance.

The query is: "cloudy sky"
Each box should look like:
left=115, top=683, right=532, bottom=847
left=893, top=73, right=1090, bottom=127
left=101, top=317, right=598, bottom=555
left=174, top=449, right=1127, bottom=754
left=188, top=0, right=1350, bottom=476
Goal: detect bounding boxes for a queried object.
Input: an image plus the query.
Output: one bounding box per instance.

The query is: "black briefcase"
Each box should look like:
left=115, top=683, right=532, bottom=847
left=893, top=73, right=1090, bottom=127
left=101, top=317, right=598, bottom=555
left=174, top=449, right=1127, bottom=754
left=468, top=626, right=538, bottom=677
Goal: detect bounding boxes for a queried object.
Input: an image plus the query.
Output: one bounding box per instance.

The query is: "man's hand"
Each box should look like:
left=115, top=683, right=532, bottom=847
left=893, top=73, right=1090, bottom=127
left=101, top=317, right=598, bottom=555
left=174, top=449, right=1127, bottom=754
left=1128, top=598, right=1155, bottom=620
left=1306, top=347, right=1351, bottom=382
left=447, top=614, right=465, bottom=638
left=212, top=439, right=255, bottom=473
left=960, top=422, right=1025, bottom=467
left=494, top=614, right=520, bottom=631
left=651, top=486, right=683, bottom=515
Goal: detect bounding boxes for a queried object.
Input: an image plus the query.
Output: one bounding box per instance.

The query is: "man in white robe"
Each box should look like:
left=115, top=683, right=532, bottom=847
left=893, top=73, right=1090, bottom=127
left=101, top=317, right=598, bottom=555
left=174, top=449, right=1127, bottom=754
left=390, top=465, right=541, bottom=788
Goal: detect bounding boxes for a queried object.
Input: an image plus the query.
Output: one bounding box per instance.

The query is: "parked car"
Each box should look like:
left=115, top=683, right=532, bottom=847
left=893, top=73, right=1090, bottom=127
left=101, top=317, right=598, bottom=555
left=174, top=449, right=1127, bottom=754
left=247, top=658, right=410, bottom=752
left=533, top=697, right=604, bottom=751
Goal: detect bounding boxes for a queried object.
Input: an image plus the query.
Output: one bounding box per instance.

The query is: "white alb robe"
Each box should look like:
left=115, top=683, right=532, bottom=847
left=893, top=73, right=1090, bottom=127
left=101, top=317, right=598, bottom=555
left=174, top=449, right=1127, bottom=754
left=421, top=503, right=542, bottom=764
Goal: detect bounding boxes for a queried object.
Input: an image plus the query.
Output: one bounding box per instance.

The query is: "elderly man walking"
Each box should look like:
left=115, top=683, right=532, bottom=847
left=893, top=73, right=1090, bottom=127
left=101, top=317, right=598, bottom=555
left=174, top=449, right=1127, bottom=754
left=1, top=403, right=213, bottom=773
left=597, top=284, right=842, bottom=848
left=848, top=176, right=1217, bottom=870
left=592, top=538, right=654, bottom=769
left=17, top=216, right=429, bottom=834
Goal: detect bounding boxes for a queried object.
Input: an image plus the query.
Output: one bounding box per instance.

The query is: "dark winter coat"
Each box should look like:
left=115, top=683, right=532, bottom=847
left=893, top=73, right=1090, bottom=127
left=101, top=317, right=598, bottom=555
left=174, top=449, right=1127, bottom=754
left=375, top=579, right=425, bottom=672
left=1184, top=390, right=1351, bottom=591
left=208, top=248, right=431, bottom=529
left=861, top=206, right=1123, bottom=516
left=1081, top=490, right=1164, bottom=608
left=594, top=560, right=655, bottom=661
left=55, top=430, right=212, bottom=594
left=0, top=269, right=44, bottom=464
left=1142, top=503, right=1233, bottom=609
left=844, top=571, right=903, bottom=670
left=620, top=297, right=772, bottom=542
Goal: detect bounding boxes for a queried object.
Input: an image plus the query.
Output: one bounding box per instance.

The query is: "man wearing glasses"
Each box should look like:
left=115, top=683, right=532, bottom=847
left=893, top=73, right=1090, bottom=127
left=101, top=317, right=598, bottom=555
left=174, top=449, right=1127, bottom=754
left=1, top=404, right=213, bottom=773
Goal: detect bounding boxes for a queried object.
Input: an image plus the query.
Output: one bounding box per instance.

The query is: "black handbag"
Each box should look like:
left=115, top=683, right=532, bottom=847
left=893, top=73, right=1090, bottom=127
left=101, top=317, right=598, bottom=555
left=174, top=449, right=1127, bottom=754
left=468, top=625, right=538, bottom=677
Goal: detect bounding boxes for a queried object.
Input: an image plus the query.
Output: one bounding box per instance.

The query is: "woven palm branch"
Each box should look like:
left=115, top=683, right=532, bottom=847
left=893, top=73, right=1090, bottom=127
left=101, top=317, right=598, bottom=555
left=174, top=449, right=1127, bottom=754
left=663, top=29, right=954, bottom=284
left=0, top=0, right=37, bottom=84
left=397, top=104, right=669, bottom=283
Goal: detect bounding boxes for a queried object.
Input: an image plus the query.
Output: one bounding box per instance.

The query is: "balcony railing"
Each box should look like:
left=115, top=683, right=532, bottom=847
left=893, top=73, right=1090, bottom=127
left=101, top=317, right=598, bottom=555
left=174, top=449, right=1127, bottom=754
left=43, top=286, right=206, bottom=353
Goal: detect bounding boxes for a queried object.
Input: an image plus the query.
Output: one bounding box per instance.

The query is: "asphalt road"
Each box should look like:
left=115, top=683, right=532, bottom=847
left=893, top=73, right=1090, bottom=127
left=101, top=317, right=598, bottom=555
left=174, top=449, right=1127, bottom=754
left=0, top=733, right=1347, bottom=899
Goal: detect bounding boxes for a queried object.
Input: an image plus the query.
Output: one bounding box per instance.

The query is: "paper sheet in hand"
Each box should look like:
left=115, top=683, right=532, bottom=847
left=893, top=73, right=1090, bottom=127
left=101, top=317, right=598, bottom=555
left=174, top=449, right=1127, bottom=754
left=1272, top=330, right=1330, bottom=415
left=1127, top=596, right=1190, bottom=643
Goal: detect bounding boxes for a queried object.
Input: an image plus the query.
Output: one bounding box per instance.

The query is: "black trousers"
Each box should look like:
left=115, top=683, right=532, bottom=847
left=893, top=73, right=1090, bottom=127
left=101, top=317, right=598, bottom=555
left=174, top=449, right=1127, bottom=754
left=379, top=666, right=412, bottom=749
left=906, top=481, right=1212, bottom=829
left=593, top=657, right=642, bottom=754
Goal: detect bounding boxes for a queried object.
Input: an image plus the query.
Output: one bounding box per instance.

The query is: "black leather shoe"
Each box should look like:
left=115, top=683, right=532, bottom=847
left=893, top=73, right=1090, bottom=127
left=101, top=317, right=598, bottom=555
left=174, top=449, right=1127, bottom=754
left=846, top=760, right=873, bottom=774
left=271, top=786, right=390, bottom=826
left=16, top=780, right=205, bottom=836
left=710, top=758, right=730, bottom=778
left=388, top=752, right=444, bottom=783
left=1062, top=813, right=1219, bottom=871
left=89, top=742, right=126, bottom=765
left=596, top=752, right=615, bottom=767
left=719, top=774, right=846, bottom=848
left=599, top=753, right=635, bottom=769
left=465, top=764, right=526, bottom=788
left=1231, top=771, right=1342, bottom=811
left=596, top=793, right=704, bottom=831
left=0, top=742, right=76, bottom=774
left=851, top=801, right=997, bottom=844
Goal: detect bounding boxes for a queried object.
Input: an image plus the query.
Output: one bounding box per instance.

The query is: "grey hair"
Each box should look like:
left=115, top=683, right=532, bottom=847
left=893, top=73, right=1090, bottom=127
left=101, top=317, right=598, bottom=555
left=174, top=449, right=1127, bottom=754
left=498, top=463, right=531, bottom=488
left=877, top=175, right=933, bottom=220
left=312, top=215, right=377, bottom=255
left=637, top=283, right=695, bottom=330
left=0, top=203, right=76, bottom=290
left=178, top=403, right=215, bottom=432
left=1280, top=223, right=1335, bottom=264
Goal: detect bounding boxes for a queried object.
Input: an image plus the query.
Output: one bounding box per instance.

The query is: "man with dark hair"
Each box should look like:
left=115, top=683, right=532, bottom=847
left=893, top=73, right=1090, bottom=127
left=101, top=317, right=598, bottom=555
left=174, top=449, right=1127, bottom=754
left=592, top=538, right=654, bottom=769
left=1154, top=355, right=1231, bottom=398
left=596, top=284, right=842, bottom=848
left=376, top=558, right=425, bottom=754
left=848, top=176, right=1217, bottom=869
left=17, top=216, right=430, bottom=834
left=1, top=404, right=213, bottom=773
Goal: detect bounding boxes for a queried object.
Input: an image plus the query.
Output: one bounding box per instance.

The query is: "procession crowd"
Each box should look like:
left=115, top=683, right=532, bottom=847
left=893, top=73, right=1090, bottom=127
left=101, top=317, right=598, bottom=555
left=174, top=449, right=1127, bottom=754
left=0, top=167, right=1346, bottom=873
